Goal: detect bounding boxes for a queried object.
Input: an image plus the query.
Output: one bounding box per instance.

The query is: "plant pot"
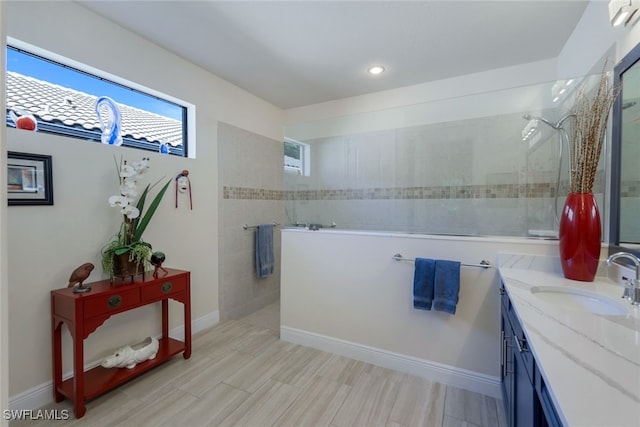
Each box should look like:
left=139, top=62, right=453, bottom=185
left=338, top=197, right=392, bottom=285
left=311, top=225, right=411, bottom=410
left=112, top=252, right=144, bottom=281
left=558, top=192, right=601, bottom=282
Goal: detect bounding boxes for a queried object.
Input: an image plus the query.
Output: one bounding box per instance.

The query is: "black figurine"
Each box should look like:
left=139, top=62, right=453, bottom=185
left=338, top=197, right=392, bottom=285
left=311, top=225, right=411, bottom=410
left=151, top=251, right=167, bottom=278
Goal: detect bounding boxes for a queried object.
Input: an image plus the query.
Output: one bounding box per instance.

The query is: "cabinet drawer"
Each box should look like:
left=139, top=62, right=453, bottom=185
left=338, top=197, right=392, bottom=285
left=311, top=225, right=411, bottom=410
left=84, top=288, right=140, bottom=318
left=141, top=275, right=187, bottom=302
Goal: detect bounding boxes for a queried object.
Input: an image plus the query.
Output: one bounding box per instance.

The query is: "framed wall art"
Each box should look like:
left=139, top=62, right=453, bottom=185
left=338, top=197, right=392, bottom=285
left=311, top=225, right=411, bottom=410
left=7, top=151, right=53, bottom=206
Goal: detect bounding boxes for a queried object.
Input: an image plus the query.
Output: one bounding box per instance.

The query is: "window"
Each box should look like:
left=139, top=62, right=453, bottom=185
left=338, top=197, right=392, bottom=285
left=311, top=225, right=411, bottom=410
left=5, top=38, right=195, bottom=157
left=284, top=138, right=309, bottom=176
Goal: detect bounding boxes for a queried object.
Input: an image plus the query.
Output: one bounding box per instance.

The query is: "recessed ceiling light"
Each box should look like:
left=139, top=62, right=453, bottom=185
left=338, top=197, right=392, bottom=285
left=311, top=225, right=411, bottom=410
left=368, top=65, right=385, bottom=75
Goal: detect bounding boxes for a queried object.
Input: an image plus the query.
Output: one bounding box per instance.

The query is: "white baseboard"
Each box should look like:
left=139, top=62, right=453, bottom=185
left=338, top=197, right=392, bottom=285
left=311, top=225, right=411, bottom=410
left=168, top=309, right=219, bottom=341
left=9, top=310, right=220, bottom=411
left=281, top=325, right=502, bottom=399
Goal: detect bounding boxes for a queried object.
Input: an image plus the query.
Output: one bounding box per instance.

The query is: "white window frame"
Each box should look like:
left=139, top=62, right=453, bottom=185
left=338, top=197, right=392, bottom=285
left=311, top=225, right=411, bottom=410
left=6, top=37, right=197, bottom=159
left=284, top=137, right=310, bottom=176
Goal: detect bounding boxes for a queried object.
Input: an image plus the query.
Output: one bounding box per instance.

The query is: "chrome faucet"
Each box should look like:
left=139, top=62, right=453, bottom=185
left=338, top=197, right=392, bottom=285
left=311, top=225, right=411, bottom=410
left=606, top=252, right=640, bottom=305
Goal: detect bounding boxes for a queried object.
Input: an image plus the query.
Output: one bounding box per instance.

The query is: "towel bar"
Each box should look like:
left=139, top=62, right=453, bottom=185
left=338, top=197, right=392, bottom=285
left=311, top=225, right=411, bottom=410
left=292, top=222, right=337, bottom=230
left=243, top=222, right=280, bottom=230
left=392, top=253, right=491, bottom=269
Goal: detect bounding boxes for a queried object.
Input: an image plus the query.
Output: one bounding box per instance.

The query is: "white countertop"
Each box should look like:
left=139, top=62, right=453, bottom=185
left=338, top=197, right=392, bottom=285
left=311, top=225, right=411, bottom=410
left=498, top=253, right=640, bottom=427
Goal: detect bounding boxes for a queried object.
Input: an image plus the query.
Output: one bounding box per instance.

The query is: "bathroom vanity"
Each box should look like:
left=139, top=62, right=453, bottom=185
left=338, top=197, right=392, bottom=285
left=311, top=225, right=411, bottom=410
left=498, top=254, right=640, bottom=427
left=500, top=278, right=561, bottom=426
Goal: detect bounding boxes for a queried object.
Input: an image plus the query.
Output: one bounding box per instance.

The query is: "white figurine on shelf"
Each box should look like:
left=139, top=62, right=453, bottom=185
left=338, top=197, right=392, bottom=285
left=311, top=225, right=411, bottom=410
left=101, top=336, right=159, bottom=369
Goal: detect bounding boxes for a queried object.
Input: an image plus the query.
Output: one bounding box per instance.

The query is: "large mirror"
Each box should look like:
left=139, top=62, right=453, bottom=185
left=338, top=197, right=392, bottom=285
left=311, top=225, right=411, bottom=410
left=610, top=42, right=640, bottom=257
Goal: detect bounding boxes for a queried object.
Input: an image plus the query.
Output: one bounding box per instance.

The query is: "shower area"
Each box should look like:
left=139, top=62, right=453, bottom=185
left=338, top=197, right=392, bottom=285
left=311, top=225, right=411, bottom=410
left=284, top=74, right=605, bottom=238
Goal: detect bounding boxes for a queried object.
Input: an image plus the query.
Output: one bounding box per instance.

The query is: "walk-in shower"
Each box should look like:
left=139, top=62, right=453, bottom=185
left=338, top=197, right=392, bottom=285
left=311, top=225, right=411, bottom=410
left=284, top=74, right=605, bottom=238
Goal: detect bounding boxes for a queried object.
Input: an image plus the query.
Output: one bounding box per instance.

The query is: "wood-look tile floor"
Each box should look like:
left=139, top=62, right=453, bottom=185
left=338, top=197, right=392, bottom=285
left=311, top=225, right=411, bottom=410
left=13, top=303, right=506, bottom=427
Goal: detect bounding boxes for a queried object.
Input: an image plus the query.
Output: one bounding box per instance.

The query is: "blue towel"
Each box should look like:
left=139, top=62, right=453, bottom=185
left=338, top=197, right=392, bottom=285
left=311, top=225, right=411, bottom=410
left=413, top=258, right=436, bottom=310
left=433, top=260, right=461, bottom=314
left=255, top=224, right=274, bottom=278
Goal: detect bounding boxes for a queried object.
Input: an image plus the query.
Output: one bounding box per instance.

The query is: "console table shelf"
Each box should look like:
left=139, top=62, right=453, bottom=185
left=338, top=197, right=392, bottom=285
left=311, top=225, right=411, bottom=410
left=51, top=269, right=191, bottom=419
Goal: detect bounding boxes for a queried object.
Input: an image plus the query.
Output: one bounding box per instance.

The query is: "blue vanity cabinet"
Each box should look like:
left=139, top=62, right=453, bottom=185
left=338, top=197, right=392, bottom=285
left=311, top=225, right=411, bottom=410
left=500, top=288, right=536, bottom=427
left=535, top=367, right=563, bottom=427
left=500, top=283, right=562, bottom=427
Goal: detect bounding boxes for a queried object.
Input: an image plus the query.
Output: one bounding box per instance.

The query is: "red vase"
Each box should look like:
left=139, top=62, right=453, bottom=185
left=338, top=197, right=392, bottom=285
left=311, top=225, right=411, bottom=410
left=558, top=192, right=601, bottom=282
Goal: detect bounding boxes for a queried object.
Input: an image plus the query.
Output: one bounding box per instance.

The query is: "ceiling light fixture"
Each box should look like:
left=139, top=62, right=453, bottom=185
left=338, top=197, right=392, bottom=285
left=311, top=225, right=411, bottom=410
left=368, top=65, right=385, bottom=75
left=609, top=0, right=640, bottom=26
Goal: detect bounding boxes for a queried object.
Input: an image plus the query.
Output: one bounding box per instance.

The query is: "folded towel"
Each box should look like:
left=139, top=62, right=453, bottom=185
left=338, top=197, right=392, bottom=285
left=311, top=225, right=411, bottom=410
left=413, top=258, right=436, bottom=310
left=433, top=260, right=461, bottom=314
left=255, top=224, right=274, bottom=278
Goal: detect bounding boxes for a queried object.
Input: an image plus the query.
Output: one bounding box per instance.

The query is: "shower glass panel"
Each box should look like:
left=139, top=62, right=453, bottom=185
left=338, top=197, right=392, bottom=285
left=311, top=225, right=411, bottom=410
left=284, top=74, right=604, bottom=237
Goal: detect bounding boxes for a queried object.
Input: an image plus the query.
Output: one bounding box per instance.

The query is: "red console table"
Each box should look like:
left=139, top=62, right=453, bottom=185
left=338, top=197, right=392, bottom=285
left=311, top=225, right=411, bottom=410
left=51, top=268, right=191, bottom=419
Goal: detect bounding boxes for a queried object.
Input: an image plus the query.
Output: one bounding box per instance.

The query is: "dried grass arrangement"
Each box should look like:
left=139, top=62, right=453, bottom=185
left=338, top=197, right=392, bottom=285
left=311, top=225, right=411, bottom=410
left=569, top=69, right=621, bottom=193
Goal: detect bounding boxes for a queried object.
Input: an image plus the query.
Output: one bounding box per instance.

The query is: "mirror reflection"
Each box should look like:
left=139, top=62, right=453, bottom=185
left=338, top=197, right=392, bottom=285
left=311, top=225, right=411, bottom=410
left=619, top=59, right=640, bottom=244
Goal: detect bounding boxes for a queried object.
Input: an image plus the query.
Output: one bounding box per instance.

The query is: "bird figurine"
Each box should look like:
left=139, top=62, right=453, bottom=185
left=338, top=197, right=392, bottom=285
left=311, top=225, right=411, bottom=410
left=67, top=262, right=94, bottom=293
left=151, top=251, right=167, bottom=278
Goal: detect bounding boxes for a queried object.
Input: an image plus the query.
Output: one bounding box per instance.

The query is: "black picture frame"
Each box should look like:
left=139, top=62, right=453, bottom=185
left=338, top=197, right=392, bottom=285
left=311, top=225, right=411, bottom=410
left=7, top=151, right=53, bottom=206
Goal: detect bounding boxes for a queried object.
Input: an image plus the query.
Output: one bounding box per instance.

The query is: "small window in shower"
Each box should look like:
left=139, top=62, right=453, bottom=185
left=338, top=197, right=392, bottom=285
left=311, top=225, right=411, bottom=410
left=284, top=138, right=310, bottom=176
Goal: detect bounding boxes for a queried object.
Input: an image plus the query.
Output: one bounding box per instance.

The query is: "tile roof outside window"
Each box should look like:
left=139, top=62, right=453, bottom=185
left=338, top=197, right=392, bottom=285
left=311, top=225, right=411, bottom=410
left=6, top=71, right=183, bottom=148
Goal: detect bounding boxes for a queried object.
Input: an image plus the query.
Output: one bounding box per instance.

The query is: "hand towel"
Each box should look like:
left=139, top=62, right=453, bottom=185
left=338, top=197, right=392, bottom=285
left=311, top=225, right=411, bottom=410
left=255, top=224, right=274, bottom=278
left=413, top=258, right=436, bottom=310
left=433, top=260, right=461, bottom=314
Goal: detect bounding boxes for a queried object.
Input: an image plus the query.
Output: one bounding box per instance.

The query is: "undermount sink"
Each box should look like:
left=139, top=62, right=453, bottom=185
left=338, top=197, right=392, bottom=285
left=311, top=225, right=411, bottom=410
left=530, top=286, right=628, bottom=316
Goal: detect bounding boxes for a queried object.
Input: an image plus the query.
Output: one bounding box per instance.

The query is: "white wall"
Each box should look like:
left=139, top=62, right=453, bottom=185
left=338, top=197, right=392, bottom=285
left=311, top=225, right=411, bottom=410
left=558, top=0, right=620, bottom=78
left=280, top=229, right=563, bottom=397
left=0, top=1, right=9, bottom=424
left=4, top=0, right=283, bottom=407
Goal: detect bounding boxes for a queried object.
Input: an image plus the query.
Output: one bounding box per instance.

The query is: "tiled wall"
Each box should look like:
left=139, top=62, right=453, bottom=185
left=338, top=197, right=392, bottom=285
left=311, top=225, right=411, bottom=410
left=218, top=122, right=284, bottom=321
left=285, top=113, right=606, bottom=236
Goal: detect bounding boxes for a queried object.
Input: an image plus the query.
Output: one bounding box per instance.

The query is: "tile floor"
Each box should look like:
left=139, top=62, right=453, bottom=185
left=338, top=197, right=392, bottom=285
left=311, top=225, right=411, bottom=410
left=12, top=302, right=506, bottom=426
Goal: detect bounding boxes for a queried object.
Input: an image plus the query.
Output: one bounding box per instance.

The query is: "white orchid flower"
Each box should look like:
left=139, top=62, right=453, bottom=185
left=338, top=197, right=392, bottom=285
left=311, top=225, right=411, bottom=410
left=122, top=176, right=138, bottom=187
left=121, top=205, right=140, bottom=219
left=120, top=184, right=138, bottom=198
left=124, top=196, right=137, bottom=206
left=108, top=195, right=129, bottom=207
left=120, top=164, right=137, bottom=178
left=132, top=158, right=149, bottom=174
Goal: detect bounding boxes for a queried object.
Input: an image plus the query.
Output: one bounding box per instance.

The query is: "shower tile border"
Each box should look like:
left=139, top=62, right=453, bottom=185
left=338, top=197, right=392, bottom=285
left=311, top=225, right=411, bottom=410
left=620, top=180, right=640, bottom=198
left=222, top=174, right=622, bottom=202
left=284, top=184, right=526, bottom=201
left=223, top=186, right=285, bottom=200
left=225, top=183, right=590, bottom=201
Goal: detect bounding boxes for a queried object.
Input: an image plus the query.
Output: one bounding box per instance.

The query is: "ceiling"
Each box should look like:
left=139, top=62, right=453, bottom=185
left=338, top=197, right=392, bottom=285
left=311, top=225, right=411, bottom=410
left=77, top=1, right=590, bottom=109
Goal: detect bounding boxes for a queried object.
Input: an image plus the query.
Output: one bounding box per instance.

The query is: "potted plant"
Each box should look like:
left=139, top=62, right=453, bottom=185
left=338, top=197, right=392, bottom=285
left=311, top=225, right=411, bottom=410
left=102, top=157, right=171, bottom=281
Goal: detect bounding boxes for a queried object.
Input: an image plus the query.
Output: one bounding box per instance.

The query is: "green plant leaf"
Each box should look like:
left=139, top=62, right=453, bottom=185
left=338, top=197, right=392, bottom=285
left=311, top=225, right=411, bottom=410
left=133, top=178, right=171, bottom=242
left=132, top=184, right=151, bottom=234
left=132, top=177, right=168, bottom=235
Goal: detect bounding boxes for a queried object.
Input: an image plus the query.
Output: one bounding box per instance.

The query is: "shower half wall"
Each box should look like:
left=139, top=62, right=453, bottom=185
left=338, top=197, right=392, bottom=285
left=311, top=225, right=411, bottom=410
left=285, top=76, right=605, bottom=237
